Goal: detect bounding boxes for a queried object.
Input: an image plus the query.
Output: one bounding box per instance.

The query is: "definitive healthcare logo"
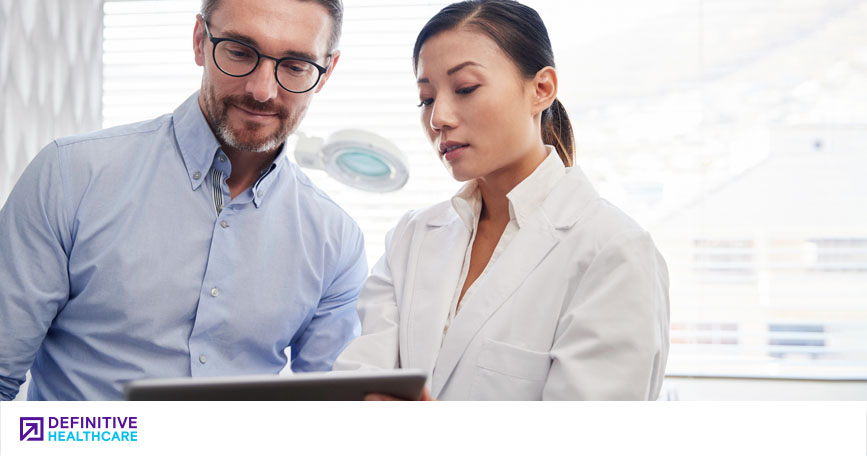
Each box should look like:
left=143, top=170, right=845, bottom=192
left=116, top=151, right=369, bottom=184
left=19, top=415, right=138, bottom=442
left=20, top=417, right=43, bottom=441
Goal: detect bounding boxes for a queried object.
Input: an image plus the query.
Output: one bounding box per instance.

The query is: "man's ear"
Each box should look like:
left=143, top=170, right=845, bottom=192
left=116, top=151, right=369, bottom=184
left=314, top=50, right=341, bottom=93
left=530, top=66, right=558, bottom=116
left=193, top=14, right=206, bottom=67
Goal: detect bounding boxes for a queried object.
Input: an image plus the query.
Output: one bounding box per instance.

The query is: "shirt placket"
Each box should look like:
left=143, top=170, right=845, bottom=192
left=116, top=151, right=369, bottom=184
left=188, top=152, right=238, bottom=375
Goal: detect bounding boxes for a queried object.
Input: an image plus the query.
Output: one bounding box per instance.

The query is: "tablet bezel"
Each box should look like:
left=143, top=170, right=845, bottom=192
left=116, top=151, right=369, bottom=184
left=123, top=369, right=427, bottom=401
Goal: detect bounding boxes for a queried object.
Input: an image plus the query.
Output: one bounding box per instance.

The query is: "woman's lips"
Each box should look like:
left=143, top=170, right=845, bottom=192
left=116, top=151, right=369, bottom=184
left=442, top=144, right=468, bottom=161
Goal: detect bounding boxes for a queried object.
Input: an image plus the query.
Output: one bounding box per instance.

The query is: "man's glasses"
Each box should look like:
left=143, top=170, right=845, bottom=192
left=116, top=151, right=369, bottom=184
left=202, top=19, right=329, bottom=94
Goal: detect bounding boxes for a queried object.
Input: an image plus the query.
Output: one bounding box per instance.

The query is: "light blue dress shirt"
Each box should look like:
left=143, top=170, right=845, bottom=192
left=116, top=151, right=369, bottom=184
left=0, top=92, right=367, bottom=400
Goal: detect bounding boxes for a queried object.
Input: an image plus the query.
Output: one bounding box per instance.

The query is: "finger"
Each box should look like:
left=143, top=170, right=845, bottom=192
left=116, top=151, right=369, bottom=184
left=365, top=393, right=401, bottom=401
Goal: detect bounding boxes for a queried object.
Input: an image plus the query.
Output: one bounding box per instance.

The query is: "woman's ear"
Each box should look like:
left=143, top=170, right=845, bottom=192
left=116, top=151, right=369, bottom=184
left=530, top=66, right=558, bottom=116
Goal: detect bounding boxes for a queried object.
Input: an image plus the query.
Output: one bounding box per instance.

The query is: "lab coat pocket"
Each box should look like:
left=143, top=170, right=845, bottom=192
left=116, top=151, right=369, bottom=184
left=471, top=339, right=551, bottom=400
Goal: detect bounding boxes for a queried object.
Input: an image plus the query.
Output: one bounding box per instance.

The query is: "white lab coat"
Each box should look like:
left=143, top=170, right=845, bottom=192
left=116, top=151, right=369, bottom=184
left=335, top=165, right=670, bottom=400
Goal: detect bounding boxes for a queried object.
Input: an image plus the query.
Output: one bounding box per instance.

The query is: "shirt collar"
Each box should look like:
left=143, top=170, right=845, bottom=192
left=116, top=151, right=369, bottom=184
left=173, top=91, right=221, bottom=191
left=251, top=149, right=288, bottom=208
left=450, top=180, right=482, bottom=231
left=449, top=145, right=566, bottom=231
left=506, top=145, right=566, bottom=228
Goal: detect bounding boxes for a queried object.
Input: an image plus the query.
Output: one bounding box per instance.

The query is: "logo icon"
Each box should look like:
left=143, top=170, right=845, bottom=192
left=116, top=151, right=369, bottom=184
left=20, top=417, right=44, bottom=441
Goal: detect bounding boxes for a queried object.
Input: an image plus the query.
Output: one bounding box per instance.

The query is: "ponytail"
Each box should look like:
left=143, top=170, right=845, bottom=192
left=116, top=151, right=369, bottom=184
left=542, top=98, right=574, bottom=167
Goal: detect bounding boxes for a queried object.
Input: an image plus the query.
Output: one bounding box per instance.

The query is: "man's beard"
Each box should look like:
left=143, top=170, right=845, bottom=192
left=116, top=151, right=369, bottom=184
left=203, top=90, right=297, bottom=153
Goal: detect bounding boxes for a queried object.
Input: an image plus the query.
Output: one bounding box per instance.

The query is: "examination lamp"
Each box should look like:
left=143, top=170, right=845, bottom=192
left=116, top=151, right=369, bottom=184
left=294, top=130, right=409, bottom=193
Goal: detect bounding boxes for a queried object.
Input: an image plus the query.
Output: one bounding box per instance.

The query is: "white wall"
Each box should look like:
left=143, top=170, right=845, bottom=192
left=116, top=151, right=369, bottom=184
left=0, top=0, right=104, bottom=206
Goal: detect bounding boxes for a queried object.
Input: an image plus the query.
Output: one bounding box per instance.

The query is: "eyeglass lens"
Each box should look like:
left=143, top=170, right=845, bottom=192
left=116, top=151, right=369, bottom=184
left=214, top=40, right=320, bottom=92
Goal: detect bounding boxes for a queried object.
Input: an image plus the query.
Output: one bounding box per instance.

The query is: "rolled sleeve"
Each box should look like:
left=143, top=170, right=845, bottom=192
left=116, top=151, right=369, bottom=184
left=289, top=221, right=367, bottom=372
left=333, top=211, right=416, bottom=372
left=0, top=142, right=72, bottom=400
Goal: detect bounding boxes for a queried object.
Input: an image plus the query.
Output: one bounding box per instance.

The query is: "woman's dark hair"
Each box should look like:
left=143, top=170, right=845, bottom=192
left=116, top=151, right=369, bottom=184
left=412, top=0, right=574, bottom=166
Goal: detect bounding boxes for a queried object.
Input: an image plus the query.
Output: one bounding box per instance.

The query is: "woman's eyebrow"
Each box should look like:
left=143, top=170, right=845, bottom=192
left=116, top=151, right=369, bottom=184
left=447, top=61, right=483, bottom=75
left=417, top=61, right=484, bottom=83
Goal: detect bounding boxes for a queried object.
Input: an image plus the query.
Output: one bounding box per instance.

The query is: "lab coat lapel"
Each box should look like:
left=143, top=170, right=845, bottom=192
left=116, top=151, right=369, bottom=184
left=404, top=218, right=470, bottom=375
left=431, top=221, right=558, bottom=397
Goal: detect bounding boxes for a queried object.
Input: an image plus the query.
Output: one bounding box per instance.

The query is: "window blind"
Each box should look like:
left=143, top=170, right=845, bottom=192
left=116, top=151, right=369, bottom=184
left=103, top=0, right=867, bottom=379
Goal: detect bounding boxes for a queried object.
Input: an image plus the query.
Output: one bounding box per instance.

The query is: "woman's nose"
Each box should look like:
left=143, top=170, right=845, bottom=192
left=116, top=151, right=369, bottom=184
left=429, top=98, right=456, bottom=131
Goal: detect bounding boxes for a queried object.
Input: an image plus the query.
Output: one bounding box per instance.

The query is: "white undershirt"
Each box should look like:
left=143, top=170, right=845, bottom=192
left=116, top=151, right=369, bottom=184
left=441, top=146, right=566, bottom=343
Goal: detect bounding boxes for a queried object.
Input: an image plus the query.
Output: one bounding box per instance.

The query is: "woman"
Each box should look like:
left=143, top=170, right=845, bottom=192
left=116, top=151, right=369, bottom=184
left=334, top=0, right=669, bottom=400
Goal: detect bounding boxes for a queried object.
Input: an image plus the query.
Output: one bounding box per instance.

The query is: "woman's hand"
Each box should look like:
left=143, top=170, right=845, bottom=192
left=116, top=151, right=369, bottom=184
left=365, top=388, right=434, bottom=401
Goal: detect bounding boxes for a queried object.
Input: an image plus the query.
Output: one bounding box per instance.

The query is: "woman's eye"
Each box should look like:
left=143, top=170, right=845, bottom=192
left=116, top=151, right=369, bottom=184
left=456, top=85, right=480, bottom=95
left=417, top=98, right=433, bottom=108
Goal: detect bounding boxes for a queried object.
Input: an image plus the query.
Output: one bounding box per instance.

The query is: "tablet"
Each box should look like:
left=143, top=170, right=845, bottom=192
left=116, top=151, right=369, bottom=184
left=124, top=369, right=427, bottom=401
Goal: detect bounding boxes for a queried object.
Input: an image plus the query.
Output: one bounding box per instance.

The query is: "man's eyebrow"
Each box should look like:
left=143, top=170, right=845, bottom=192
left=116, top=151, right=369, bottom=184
left=220, top=30, right=259, bottom=48
left=417, top=61, right=484, bottom=83
left=220, top=30, right=320, bottom=62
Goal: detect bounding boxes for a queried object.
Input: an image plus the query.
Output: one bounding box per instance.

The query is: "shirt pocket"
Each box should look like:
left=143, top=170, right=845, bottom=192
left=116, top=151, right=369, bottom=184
left=470, top=339, right=551, bottom=400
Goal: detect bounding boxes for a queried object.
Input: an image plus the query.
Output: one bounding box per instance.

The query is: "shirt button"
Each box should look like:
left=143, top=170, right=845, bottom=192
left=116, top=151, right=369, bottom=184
left=199, top=355, right=207, bottom=364
left=193, top=171, right=201, bottom=180
left=210, top=287, right=219, bottom=297
left=220, top=221, right=229, bottom=229
left=257, top=190, right=264, bottom=198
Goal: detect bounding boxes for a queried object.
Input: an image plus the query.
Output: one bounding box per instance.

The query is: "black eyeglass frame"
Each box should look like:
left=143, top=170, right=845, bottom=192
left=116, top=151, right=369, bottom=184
left=201, top=18, right=330, bottom=94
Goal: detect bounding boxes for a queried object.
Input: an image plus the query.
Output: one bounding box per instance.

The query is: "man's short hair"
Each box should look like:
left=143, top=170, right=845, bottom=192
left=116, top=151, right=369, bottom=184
left=200, top=0, right=343, bottom=53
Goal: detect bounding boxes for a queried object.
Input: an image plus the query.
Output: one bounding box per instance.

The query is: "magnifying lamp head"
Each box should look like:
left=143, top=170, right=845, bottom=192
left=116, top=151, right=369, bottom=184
left=294, top=129, right=409, bottom=192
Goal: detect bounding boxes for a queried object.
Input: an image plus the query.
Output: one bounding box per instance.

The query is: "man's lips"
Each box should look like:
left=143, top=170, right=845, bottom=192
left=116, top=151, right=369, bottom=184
left=234, top=104, right=279, bottom=119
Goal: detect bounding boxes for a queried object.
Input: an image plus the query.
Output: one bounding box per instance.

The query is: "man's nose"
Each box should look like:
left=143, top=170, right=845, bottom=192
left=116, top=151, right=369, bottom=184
left=245, top=59, right=279, bottom=102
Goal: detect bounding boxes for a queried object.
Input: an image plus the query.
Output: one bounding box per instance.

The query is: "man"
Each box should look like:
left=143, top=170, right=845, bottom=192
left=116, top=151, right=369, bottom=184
left=0, top=0, right=366, bottom=400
